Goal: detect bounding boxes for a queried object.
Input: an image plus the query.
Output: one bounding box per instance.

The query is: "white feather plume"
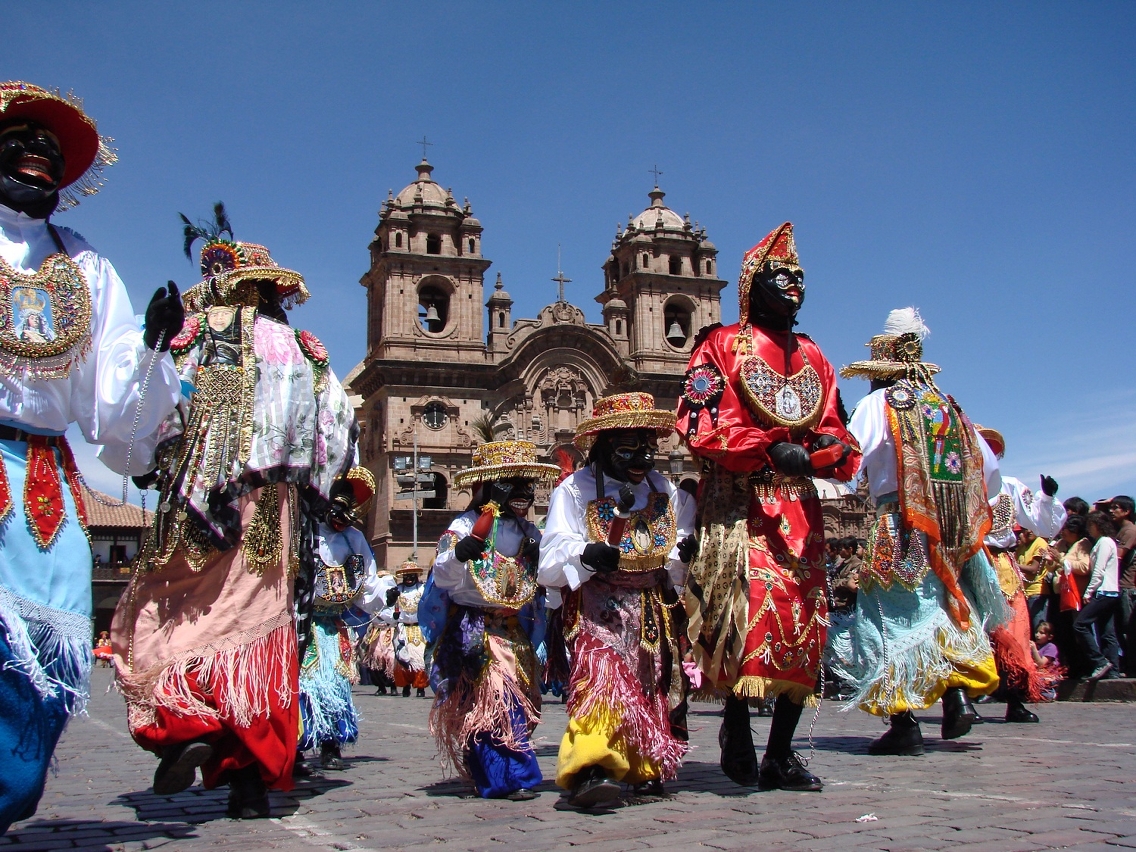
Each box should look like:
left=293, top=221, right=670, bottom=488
left=882, top=307, right=929, bottom=340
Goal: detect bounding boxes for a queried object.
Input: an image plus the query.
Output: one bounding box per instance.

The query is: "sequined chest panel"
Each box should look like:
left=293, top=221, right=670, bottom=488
left=586, top=491, right=677, bottom=573
left=398, top=584, right=423, bottom=619
left=313, top=553, right=365, bottom=613
left=739, top=354, right=822, bottom=432
left=0, top=253, right=92, bottom=380
left=471, top=549, right=538, bottom=610
left=990, top=492, right=1015, bottom=539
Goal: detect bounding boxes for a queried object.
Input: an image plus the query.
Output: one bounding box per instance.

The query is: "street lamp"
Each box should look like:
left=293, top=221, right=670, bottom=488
left=668, top=448, right=685, bottom=483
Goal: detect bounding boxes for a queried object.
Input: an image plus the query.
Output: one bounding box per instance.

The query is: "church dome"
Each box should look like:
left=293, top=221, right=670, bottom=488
left=394, top=159, right=450, bottom=208
left=633, top=188, right=685, bottom=231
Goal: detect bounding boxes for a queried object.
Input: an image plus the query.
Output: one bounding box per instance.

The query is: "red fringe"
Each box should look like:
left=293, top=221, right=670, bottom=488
left=990, top=593, right=1061, bottom=702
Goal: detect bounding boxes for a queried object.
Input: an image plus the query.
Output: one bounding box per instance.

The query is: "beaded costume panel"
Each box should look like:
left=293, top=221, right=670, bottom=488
left=0, top=253, right=92, bottom=380
left=739, top=354, right=822, bottom=432
left=585, top=491, right=677, bottom=573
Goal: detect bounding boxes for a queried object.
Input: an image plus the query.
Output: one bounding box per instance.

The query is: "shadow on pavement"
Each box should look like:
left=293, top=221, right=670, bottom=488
left=113, top=776, right=351, bottom=824
left=2, top=819, right=198, bottom=851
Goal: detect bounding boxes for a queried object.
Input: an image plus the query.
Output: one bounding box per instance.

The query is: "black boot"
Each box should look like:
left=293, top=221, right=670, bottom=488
left=1005, top=694, right=1039, bottom=723
left=226, top=764, right=270, bottom=819
left=320, top=741, right=345, bottom=770
left=568, top=765, right=621, bottom=808
left=292, top=748, right=314, bottom=778
left=719, top=695, right=759, bottom=786
left=417, top=687, right=427, bottom=698
left=757, top=752, right=823, bottom=791
left=402, top=684, right=411, bottom=697
left=631, top=778, right=666, bottom=801
left=868, top=712, right=924, bottom=756
left=940, top=687, right=978, bottom=740
left=153, top=740, right=213, bottom=796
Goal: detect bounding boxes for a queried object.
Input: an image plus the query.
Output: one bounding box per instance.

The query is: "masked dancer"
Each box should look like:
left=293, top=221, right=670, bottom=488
left=831, top=308, right=1009, bottom=755
left=540, top=392, right=696, bottom=807
left=112, top=208, right=356, bottom=818
left=975, top=427, right=1065, bottom=723
left=426, top=440, right=558, bottom=799
left=296, top=467, right=387, bottom=773
left=391, top=561, right=429, bottom=697
left=677, top=223, right=859, bottom=791
left=0, top=82, right=183, bottom=834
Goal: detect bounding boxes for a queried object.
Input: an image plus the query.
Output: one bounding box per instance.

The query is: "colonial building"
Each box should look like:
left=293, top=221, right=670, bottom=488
left=348, top=160, right=727, bottom=566
left=347, top=159, right=869, bottom=567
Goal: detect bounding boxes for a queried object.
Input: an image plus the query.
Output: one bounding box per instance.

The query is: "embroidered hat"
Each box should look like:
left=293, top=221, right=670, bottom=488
left=573, top=391, right=677, bottom=451
left=183, top=239, right=310, bottom=312
left=974, top=426, right=1005, bottom=459
left=840, top=306, right=941, bottom=381
left=738, top=222, right=801, bottom=327
left=343, top=466, right=377, bottom=515
left=453, top=440, right=561, bottom=490
left=394, top=559, right=423, bottom=578
left=0, top=81, right=117, bottom=210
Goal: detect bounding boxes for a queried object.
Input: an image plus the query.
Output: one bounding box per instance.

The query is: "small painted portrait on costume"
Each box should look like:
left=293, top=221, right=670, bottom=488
left=12, top=287, right=55, bottom=344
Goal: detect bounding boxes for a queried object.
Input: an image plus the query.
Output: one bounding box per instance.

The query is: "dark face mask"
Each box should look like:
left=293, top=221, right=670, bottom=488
left=326, top=493, right=357, bottom=532
left=502, top=477, right=535, bottom=518
left=0, top=120, right=64, bottom=217
left=748, top=264, right=805, bottom=329
left=601, top=429, right=658, bottom=484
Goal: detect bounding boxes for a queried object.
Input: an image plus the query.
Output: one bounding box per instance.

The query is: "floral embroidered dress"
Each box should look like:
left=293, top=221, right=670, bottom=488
left=112, top=307, right=355, bottom=792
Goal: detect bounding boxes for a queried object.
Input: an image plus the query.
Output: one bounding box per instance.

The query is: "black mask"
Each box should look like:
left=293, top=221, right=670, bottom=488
left=595, top=429, right=657, bottom=484
left=326, top=493, right=357, bottom=532
left=0, top=120, right=64, bottom=217
left=502, top=477, right=535, bottom=518
left=748, top=263, right=805, bottom=330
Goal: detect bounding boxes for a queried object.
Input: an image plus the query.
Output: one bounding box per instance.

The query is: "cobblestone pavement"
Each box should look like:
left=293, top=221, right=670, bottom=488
left=5, top=667, right=1136, bottom=851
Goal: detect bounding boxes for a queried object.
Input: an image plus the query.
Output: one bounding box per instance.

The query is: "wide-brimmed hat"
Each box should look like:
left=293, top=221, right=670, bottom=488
left=343, top=466, right=376, bottom=515
left=574, top=391, right=676, bottom=451
left=841, top=306, right=941, bottom=381
left=974, top=425, right=1005, bottom=459
left=182, top=238, right=310, bottom=312
left=453, top=440, right=561, bottom=490
left=0, top=81, right=117, bottom=210
left=394, top=560, right=423, bottom=578
left=738, top=222, right=801, bottom=327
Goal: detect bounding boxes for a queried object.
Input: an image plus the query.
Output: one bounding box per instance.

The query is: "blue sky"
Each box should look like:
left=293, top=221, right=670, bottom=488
left=7, top=1, right=1134, bottom=502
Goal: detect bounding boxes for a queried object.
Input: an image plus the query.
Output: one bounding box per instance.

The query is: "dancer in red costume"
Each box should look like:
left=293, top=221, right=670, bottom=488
left=678, top=223, right=859, bottom=792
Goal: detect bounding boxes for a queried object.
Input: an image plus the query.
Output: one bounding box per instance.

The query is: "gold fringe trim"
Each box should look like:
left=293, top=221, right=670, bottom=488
left=733, top=675, right=818, bottom=708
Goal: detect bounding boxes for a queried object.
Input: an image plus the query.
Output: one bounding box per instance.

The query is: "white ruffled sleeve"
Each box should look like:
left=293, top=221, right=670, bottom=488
left=538, top=475, right=593, bottom=591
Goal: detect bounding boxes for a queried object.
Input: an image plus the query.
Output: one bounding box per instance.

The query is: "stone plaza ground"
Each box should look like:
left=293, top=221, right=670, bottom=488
left=4, top=666, right=1136, bottom=851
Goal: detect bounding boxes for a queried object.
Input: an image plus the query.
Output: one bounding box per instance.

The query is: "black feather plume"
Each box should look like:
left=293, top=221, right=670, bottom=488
left=179, top=202, right=235, bottom=261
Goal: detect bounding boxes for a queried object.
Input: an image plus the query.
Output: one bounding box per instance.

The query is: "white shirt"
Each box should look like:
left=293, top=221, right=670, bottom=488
left=848, top=387, right=1001, bottom=501
left=316, top=521, right=386, bottom=614
left=0, top=205, right=180, bottom=473
left=985, top=476, right=1068, bottom=550
left=1086, top=536, right=1119, bottom=597
left=433, top=509, right=542, bottom=608
left=538, top=467, right=696, bottom=592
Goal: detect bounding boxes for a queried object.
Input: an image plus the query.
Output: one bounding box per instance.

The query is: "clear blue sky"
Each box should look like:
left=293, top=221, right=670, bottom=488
left=8, top=1, right=1134, bottom=502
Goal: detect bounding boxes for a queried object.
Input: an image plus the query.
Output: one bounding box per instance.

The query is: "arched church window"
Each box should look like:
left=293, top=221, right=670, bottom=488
left=426, top=233, right=441, bottom=255
left=423, top=401, right=447, bottom=429
left=664, top=300, right=692, bottom=348
left=423, top=472, right=447, bottom=509
left=498, top=312, right=506, bottom=328
left=669, top=256, right=682, bottom=276
left=642, top=253, right=650, bottom=268
left=615, top=319, right=623, bottom=336
left=395, top=232, right=403, bottom=248
left=418, top=286, right=448, bottom=333
left=706, top=259, right=712, bottom=274
left=468, top=238, right=476, bottom=253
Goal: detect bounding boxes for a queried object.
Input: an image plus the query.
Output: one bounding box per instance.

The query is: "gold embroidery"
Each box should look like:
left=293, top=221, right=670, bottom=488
left=739, top=354, right=822, bottom=432
left=243, top=485, right=282, bottom=576
left=0, top=253, right=92, bottom=379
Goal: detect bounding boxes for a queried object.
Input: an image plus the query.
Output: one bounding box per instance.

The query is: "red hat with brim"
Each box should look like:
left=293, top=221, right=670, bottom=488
left=0, top=82, right=100, bottom=190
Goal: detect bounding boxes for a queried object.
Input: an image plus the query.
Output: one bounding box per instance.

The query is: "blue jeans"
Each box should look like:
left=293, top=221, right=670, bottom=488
left=1074, top=593, right=1120, bottom=672
left=0, top=632, right=70, bottom=835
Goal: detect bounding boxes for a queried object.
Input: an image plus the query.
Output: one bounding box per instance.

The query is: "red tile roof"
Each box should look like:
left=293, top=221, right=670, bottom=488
left=80, top=486, right=153, bottom=529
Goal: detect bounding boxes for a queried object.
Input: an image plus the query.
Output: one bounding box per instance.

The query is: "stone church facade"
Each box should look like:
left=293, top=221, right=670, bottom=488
left=348, top=159, right=867, bottom=567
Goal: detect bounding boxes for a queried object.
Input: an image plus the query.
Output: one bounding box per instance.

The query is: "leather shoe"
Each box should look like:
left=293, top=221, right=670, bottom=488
left=504, top=788, right=538, bottom=801
left=940, top=688, right=977, bottom=740
left=568, top=765, right=621, bottom=808
left=1005, top=700, right=1039, bottom=723
left=632, top=779, right=665, bottom=798
left=757, top=752, right=823, bottom=791
left=320, top=741, right=345, bottom=771
left=153, top=740, right=213, bottom=796
left=719, top=696, right=759, bottom=785
left=867, top=712, right=924, bottom=756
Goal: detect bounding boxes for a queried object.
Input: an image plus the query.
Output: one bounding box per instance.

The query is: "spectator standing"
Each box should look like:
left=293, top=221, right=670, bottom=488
left=1109, top=496, right=1136, bottom=676
left=1074, top=511, right=1121, bottom=680
left=1017, top=527, right=1053, bottom=630
left=1049, top=515, right=1092, bottom=675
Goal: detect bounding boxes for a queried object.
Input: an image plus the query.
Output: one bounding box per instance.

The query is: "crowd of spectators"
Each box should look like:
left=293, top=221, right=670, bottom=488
left=824, top=495, right=1136, bottom=685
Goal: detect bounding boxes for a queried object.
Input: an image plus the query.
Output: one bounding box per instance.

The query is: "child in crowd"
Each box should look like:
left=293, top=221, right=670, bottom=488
left=1030, top=622, right=1061, bottom=700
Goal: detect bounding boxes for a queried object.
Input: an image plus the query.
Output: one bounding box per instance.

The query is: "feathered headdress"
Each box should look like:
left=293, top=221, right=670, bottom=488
left=841, top=306, right=940, bottom=381
left=177, top=202, right=310, bottom=312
